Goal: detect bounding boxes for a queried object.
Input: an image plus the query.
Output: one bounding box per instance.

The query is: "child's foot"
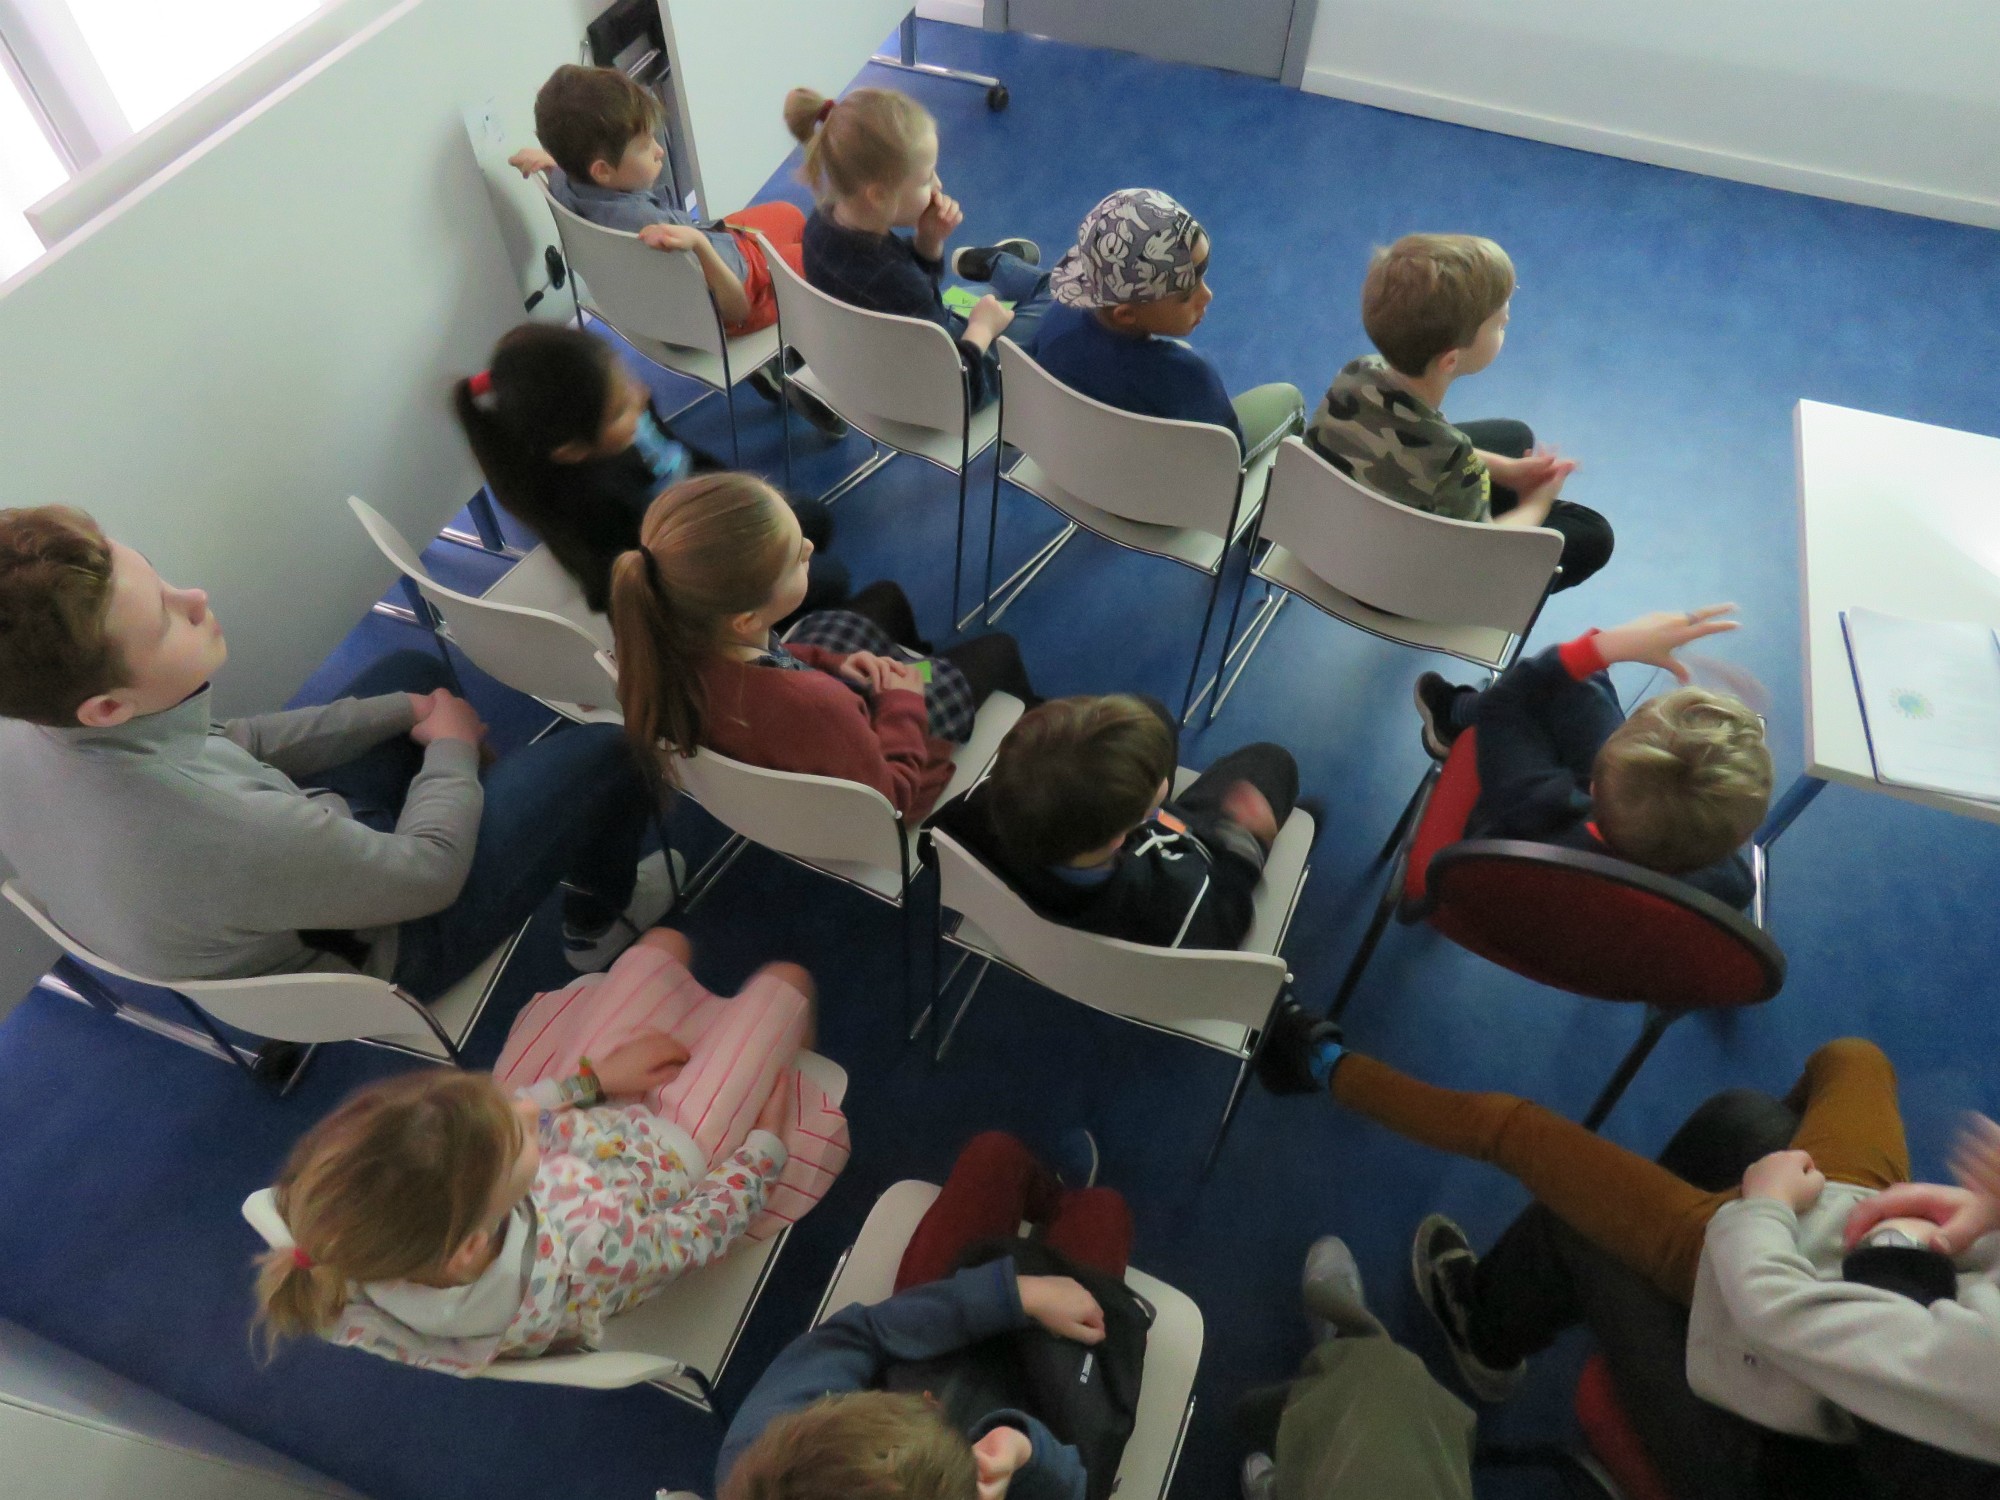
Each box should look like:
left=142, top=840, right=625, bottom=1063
left=1239, top=1453, right=1276, bottom=1500
left=562, top=850, right=684, bottom=972
left=1414, top=672, right=1475, bottom=760
left=1050, top=1126, right=1099, bottom=1189
left=1254, top=999, right=1343, bottom=1096
left=747, top=363, right=849, bottom=440
left=1412, top=1214, right=1526, bottom=1403
left=951, top=238, right=1040, bottom=282
left=1219, top=781, right=1279, bottom=847
left=1301, top=1234, right=1367, bottom=1340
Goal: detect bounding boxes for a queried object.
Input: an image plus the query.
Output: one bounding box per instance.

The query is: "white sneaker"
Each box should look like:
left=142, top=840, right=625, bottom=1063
left=1240, top=1453, right=1276, bottom=1500
left=562, top=849, right=683, bottom=972
left=1302, top=1234, right=1368, bottom=1339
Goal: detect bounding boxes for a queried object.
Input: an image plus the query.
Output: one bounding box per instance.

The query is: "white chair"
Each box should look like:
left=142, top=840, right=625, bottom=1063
left=240, top=1051, right=846, bottom=1408
left=1208, top=437, right=1565, bottom=719
left=982, top=337, right=1299, bottom=719
left=538, top=181, right=782, bottom=464
left=929, top=773, right=1314, bottom=1171
left=348, top=498, right=622, bottom=726
left=812, top=1179, right=1202, bottom=1500
left=673, top=694, right=1025, bottom=1034
left=4, top=879, right=521, bottom=1083
left=756, top=230, right=1001, bottom=622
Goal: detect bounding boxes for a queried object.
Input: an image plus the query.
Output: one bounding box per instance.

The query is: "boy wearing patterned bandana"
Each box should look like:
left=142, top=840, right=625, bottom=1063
left=1035, top=189, right=1305, bottom=457
left=1307, top=233, right=1614, bottom=592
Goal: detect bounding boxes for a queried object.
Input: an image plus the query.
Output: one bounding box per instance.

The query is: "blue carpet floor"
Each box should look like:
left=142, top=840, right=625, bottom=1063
left=5, top=22, right=2000, bottom=1500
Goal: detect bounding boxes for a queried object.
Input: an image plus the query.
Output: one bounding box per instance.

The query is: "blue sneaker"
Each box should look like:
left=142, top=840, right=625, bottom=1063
left=1048, top=1127, right=1099, bottom=1190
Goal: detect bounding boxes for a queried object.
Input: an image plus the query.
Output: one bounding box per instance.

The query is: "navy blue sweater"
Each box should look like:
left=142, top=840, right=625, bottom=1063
left=1467, top=637, right=1755, bottom=910
left=1033, top=303, right=1243, bottom=447
left=716, top=1262, right=1086, bottom=1500
left=801, top=209, right=1001, bottom=409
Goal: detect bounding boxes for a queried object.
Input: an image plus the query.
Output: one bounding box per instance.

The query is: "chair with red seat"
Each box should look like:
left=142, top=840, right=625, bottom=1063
left=1574, top=1352, right=1675, bottom=1500
left=1332, top=728, right=1784, bottom=1128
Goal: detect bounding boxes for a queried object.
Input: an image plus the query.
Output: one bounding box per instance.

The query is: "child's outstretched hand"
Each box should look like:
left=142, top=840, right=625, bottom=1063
left=507, top=147, right=557, bottom=178
left=638, top=223, right=704, bottom=254
left=1593, top=605, right=1740, bottom=681
left=594, top=1033, right=691, bottom=1096
left=1017, top=1275, right=1106, bottom=1344
left=972, top=1427, right=1034, bottom=1500
left=914, top=184, right=963, bottom=260
left=755, top=1067, right=794, bottom=1136
left=1219, top=781, right=1279, bottom=848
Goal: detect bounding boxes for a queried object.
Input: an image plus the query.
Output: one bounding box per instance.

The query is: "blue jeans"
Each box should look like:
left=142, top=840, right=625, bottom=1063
left=305, top=651, right=654, bottom=1002
left=986, top=250, right=1054, bottom=351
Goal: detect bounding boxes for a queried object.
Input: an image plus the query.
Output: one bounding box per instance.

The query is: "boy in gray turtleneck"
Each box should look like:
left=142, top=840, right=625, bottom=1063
left=0, top=506, right=670, bottom=998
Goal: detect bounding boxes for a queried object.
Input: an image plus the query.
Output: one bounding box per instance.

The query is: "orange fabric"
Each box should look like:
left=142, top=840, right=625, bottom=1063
left=719, top=201, right=807, bottom=336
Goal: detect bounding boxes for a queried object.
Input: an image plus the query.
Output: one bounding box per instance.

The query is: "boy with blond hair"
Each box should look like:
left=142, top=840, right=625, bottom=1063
left=1414, top=604, right=1772, bottom=907
left=1308, top=233, right=1613, bottom=591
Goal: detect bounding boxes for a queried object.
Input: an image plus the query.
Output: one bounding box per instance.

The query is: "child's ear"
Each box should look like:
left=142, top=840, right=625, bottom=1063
left=1101, top=303, right=1140, bottom=330
left=586, top=156, right=618, bottom=187
left=727, top=606, right=767, bottom=640
left=1430, top=347, right=1462, bottom=381
left=440, top=1228, right=491, bottom=1283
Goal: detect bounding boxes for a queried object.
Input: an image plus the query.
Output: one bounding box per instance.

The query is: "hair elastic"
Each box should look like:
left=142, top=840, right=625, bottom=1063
left=639, top=547, right=669, bottom=599
left=467, top=370, right=494, bottom=397
left=291, top=1247, right=315, bottom=1270
left=815, top=98, right=836, bottom=125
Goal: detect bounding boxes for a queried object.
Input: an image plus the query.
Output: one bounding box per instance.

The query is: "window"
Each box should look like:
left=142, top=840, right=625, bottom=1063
left=60, top=0, right=318, bottom=133
left=0, top=63, right=65, bottom=280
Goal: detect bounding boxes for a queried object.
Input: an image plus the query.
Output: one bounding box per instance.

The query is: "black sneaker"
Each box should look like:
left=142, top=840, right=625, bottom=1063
left=1413, top=672, right=1473, bottom=760
left=1254, top=998, right=1343, bottom=1096
left=1411, top=1214, right=1525, bottom=1402
left=747, top=363, right=848, bottom=440
left=951, top=238, right=1040, bottom=282
left=746, top=362, right=785, bottom=405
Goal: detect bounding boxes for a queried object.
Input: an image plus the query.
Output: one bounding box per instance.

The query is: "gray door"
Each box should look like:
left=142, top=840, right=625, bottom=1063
left=1004, top=0, right=1303, bottom=80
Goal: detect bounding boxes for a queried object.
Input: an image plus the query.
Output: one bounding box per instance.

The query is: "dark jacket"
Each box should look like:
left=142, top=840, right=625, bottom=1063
left=931, top=780, right=1266, bottom=949
left=1468, top=637, right=1755, bottom=910
left=715, top=1262, right=1086, bottom=1500
left=801, top=208, right=1000, bottom=410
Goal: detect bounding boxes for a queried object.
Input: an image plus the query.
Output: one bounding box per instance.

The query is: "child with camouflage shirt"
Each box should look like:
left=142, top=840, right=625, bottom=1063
left=1306, top=234, right=1612, bottom=593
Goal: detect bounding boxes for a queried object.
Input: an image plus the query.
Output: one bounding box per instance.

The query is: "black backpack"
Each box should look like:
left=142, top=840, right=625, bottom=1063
left=882, top=1237, right=1152, bottom=1500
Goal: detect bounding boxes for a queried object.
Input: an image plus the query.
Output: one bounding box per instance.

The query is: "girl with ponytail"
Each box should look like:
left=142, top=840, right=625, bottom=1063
left=453, top=324, right=847, bottom=617
left=610, top=472, right=1037, bottom=822
left=254, top=927, right=849, bottom=1375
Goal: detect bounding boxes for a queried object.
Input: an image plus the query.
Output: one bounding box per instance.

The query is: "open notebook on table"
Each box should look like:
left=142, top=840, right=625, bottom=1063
left=1842, top=607, right=2000, bottom=802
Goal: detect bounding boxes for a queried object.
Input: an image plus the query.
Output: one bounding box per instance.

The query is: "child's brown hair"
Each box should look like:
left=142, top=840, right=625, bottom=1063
left=1592, top=687, right=1773, bottom=874
left=0, top=506, right=123, bottom=726
left=253, top=1072, right=521, bottom=1350
left=986, top=695, right=1177, bottom=867
left=782, top=86, right=934, bottom=202
left=1361, top=233, right=1516, bottom=377
left=534, top=63, right=663, bottom=183
left=720, top=1391, right=977, bottom=1500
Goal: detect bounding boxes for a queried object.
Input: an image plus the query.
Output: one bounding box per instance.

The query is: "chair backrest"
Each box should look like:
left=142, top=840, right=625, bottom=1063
left=1261, top=437, right=1560, bottom=632
left=539, top=184, right=723, bottom=355
left=995, top=337, right=1245, bottom=535
left=755, top=230, right=970, bottom=437
left=930, top=829, right=1288, bottom=1031
left=674, top=748, right=908, bottom=876
left=4, top=878, right=441, bottom=1047
left=347, top=498, right=620, bottom=711
left=1423, top=839, right=1786, bottom=1009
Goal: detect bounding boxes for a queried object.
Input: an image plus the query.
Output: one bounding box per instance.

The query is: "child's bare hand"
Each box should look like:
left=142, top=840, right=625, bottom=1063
left=1741, top=1149, right=1826, bottom=1213
left=1844, top=1183, right=1992, bottom=1254
left=1018, top=1275, right=1106, bottom=1344
left=594, top=1033, right=690, bottom=1095
left=754, top=1068, right=793, bottom=1136
left=966, top=294, right=1015, bottom=344
left=838, top=651, right=894, bottom=694
left=914, top=184, right=962, bottom=258
left=1219, top=781, right=1279, bottom=847
left=1953, top=1113, right=2000, bottom=1206
left=1593, top=605, right=1740, bottom=681
left=877, top=658, right=926, bottom=695
left=638, top=223, right=703, bottom=253
left=972, top=1427, right=1034, bottom=1500
left=507, top=147, right=557, bottom=178
left=410, top=692, right=486, bottom=747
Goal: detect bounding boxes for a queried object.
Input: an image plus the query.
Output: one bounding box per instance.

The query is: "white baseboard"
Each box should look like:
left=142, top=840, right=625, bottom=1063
left=915, top=0, right=983, bottom=26
left=1300, top=65, right=2000, bottom=233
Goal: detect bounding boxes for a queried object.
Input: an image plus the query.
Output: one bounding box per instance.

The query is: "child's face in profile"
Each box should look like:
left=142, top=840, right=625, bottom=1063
left=880, top=130, right=941, bottom=228
left=594, top=130, right=666, bottom=192
left=1109, top=235, right=1214, bottom=339
left=1452, top=299, right=1511, bottom=378
left=760, top=498, right=814, bottom=625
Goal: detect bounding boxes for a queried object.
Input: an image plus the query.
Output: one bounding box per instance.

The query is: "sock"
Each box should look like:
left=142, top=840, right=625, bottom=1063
left=1306, top=1035, right=1346, bottom=1089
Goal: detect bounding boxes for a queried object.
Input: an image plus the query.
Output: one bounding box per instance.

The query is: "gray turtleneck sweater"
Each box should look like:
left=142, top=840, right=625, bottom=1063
left=0, top=688, right=481, bottom=981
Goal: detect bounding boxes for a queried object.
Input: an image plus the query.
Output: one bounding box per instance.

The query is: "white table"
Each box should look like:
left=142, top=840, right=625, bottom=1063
left=1762, top=400, right=2000, bottom=844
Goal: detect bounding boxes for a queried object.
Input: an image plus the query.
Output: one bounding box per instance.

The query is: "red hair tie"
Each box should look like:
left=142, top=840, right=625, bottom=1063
left=816, top=99, right=836, bottom=125
left=467, top=370, right=493, bottom=397
left=291, top=1247, right=315, bottom=1270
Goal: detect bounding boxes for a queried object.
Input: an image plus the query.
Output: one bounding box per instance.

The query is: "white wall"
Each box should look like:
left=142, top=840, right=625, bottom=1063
left=1301, top=0, right=2000, bottom=228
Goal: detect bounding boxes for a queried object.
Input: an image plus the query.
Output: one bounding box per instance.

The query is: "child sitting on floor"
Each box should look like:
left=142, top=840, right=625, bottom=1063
left=931, top=695, right=1298, bottom=949
left=1414, top=604, right=1773, bottom=908
left=610, top=472, right=1037, bottom=823
left=783, top=85, right=1053, bottom=411
left=454, top=323, right=847, bottom=618
left=254, top=928, right=848, bottom=1375
left=509, top=64, right=844, bottom=437
left=1306, top=233, right=1613, bottom=592
left=1035, top=188, right=1304, bottom=458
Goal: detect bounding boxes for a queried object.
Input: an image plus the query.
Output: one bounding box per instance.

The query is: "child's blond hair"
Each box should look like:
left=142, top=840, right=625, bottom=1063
left=1592, top=687, right=1773, bottom=875
left=782, top=86, right=934, bottom=202
left=534, top=64, right=663, bottom=183
left=252, top=1072, right=521, bottom=1351
left=1362, top=233, right=1515, bottom=378
left=720, top=1391, right=977, bottom=1500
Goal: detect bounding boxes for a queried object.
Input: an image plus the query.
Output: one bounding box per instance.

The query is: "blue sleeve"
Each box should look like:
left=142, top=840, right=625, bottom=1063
left=716, top=1262, right=1027, bottom=1489
left=969, top=1410, right=1089, bottom=1500
left=1468, top=645, right=1601, bottom=839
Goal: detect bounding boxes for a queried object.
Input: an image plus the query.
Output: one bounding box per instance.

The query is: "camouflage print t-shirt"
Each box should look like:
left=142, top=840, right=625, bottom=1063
left=1304, top=356, right=1491, bottom=522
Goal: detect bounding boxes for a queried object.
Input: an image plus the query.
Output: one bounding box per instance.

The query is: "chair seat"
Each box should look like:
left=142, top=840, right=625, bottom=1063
left=485, top=545, right=613, bottom=651
left=1253, top=543, right=1516, bottom=668
left=791, top=362, right=999, bottom=471
left=601, top=316, right=781, bottom=396
left=1006, top=455, right=1230, bottom=574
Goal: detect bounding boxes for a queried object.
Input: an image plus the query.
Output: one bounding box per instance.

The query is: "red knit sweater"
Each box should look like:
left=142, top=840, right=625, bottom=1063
left=696, top=644, right=958, bottom=820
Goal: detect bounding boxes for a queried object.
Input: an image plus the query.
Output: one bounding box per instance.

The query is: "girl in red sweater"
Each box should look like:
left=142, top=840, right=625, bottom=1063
left=610, top=473, right=1035, bottom=821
